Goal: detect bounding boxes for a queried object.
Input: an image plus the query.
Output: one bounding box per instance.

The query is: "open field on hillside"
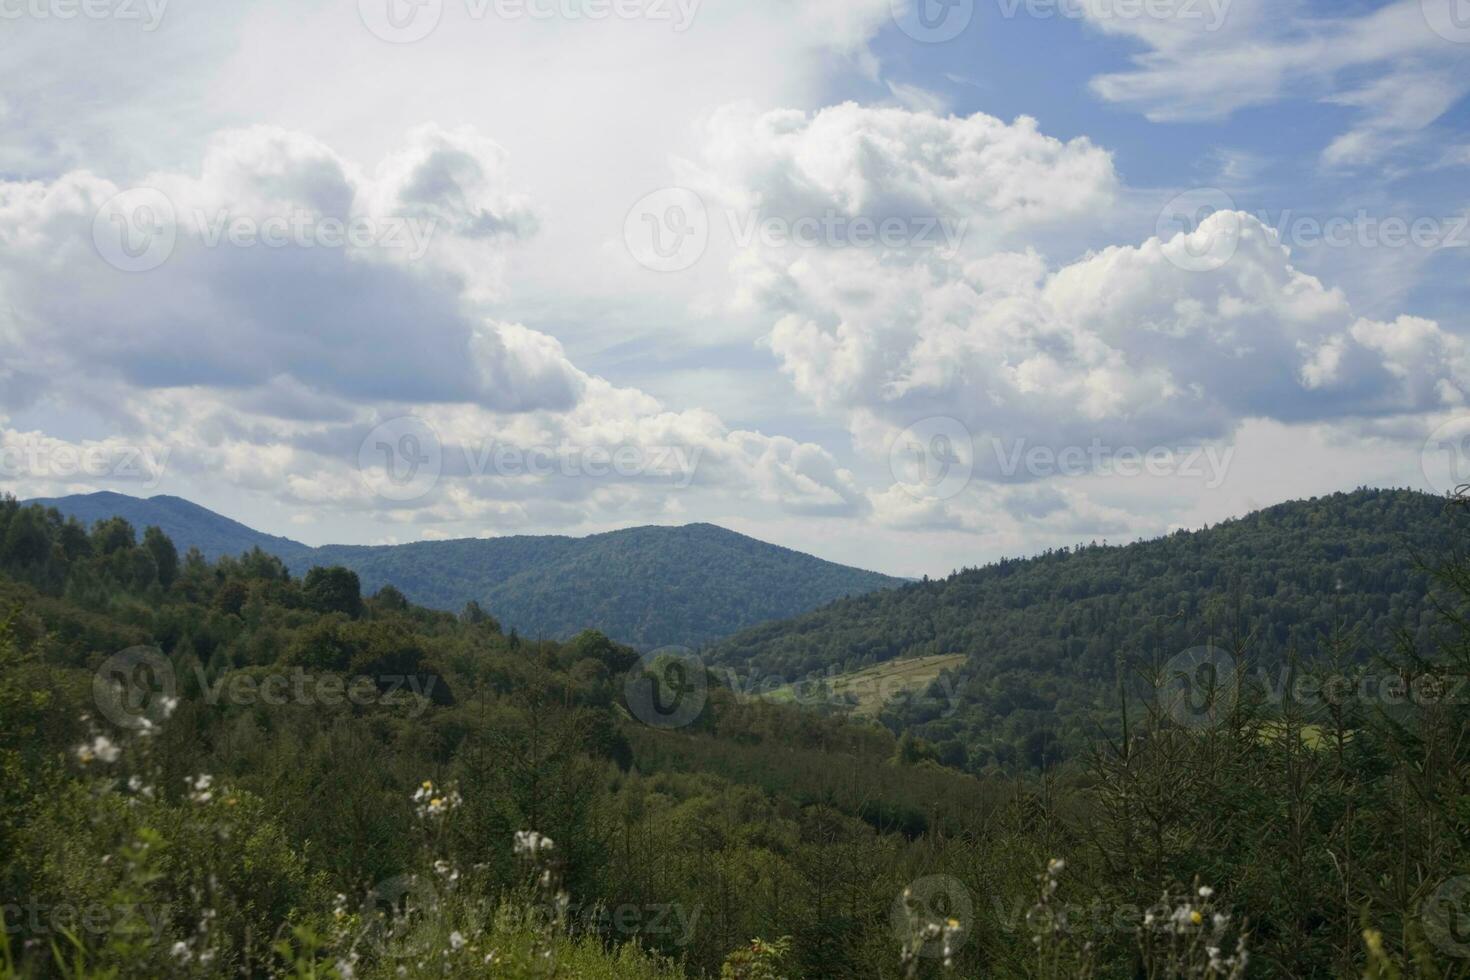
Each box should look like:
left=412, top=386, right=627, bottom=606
left=758, top=653, right=968, bottom=716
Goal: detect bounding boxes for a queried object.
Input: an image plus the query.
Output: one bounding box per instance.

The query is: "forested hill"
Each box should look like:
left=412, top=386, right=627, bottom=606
left=28, top=492, right=313, bottom=565
left=24, top=493, right=902, bottom=648
left=707, top=487, right=1452, bottom=768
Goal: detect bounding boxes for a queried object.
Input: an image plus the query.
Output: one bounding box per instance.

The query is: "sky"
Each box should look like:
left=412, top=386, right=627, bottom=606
left=1, top=0, right=1468, bottom=579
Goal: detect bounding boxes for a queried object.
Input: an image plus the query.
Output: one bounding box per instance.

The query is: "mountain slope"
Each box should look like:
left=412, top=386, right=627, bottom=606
left=28, top=492, right=312, bottom=564
left=27, top=493, right=901, bottom=648
left=708, top=487, right=1452, bottom=767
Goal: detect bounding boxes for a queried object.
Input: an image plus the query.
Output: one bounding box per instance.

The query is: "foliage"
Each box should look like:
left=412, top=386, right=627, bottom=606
left=1, top=489, right=1468, bottom=977
left=711, top=487, right=1448, bottom=767
left=30, top=493, right=903, bottom=648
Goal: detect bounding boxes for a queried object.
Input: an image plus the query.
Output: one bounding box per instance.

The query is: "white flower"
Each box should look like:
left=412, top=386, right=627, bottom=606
left=1198, top=885, right=1214, bottom=899
left=186, top=773, right=215, bottom=803
left=513, top=830, right=555, bottom=859
left=449, top=931, right=466, bottom=951
left=75, top=735, right=121, bottom=765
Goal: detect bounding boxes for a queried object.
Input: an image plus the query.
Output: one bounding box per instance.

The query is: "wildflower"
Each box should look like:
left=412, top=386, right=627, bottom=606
left=1198, top=885, right=1214, bottom=899
left=513, top=830, right=555, bottom=859
left=186, top=774, right=214, bottom=804
left=449, top=931, right=466, bottom=951
left=412, top=781, right=461, bottom=818
left=75, top=735, right=121, bottom=765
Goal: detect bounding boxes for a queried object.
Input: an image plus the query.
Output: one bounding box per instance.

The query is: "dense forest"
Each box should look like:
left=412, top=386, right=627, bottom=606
left=710, top=488, right=1448, bottom=768
left=31, top=493, right=903, bottom=649
left=2, top=490, right=1469, bottom=977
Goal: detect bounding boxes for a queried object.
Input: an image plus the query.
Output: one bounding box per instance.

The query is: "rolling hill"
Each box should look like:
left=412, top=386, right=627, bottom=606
left=707, top=487, right=1454, bottom=767
left=26, top=492, right=902, bottom=648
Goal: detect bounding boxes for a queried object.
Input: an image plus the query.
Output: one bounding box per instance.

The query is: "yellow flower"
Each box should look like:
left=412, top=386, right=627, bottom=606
left=1190, top=910, right=1203, bottom=925
left=422, top=780, right=433, bottom=790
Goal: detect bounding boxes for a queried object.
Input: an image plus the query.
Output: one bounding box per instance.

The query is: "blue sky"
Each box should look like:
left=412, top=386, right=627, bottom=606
left=1, top=0, right=1468, bottom=578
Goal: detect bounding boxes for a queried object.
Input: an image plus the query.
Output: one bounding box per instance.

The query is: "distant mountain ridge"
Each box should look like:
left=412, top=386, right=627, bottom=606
left=26, top=492, right=902, bottom=649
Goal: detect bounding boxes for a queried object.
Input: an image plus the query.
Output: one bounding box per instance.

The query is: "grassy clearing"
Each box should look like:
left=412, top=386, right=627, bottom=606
left=760, top=654, right=968, bottom=716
